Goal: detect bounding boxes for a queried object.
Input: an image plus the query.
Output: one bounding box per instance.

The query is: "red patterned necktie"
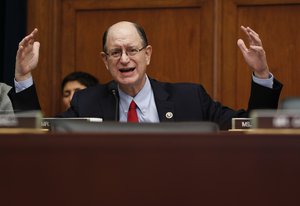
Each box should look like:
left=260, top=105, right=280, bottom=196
left=127, top=100, right=139, bottom=123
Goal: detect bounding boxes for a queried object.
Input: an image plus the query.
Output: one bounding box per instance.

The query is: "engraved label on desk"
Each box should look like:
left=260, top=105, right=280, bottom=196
left=251, top=110, right=300, bottom=129
left=0, top=111, right=41, bottom=128
left=257, top=115, right=300, bottom=129
left=41, top=120, right=51, bottom=129
left=274, top=115, right=300, bottom=128
left=232, top=118, right=253, bottom=129
left=272, top=115, right=290, bottom=128
left=292, top=117, right=300, bottom=127
left=242, top=121, right=252, bottom=128
left=0, top=114, right=18, bottom=127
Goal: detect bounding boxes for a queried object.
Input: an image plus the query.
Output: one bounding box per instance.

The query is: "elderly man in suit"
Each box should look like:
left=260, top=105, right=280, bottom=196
left=11, top=21, right=282, bottom=130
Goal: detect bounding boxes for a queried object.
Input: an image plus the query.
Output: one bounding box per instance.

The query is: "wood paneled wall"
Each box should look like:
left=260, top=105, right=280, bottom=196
left=222, top=0, right=300, bottom=109
left=27, top=0, right=300, bottom=117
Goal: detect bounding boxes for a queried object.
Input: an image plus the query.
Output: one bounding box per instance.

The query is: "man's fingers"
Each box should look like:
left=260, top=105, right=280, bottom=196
left=249, top=31, right=262, bottom=46
left=31, top=28, right=38, bottom=36
left=249, top=45, right=265, bottom=54
left=240, top=25, right=253, bottom=45
left=240, top=25, right=263, bottom=47
left=17, top=45, right=24, bottom=51
left=246, top=27, right=259, bottom=37
left=33, top=42, right=40, bottom=58
left=243, top=26, right=263, bottom=46
left=237, top=39, right=248, bottom=54
left=18, top=28, right=38, bottom=48
left=33, top=41, right=40, bottom=49
left=16, top=45, right=24, bottom=56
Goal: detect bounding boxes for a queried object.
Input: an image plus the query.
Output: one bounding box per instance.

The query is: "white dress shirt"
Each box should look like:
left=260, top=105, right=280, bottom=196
left=14, top=76, right=33, bottom=93
left=118, top=76, right=160, bottom=122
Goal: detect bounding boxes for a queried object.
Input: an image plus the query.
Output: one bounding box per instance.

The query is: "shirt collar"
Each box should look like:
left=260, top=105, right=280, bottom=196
left=118, top=75, right=152, bottom=114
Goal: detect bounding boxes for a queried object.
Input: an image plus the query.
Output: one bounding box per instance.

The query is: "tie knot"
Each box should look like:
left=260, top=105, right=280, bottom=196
left=129, top=100, right=137, bottom=110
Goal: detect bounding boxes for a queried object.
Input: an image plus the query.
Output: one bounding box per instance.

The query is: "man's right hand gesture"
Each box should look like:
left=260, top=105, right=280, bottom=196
left=15, top=28, right=40, bottom=82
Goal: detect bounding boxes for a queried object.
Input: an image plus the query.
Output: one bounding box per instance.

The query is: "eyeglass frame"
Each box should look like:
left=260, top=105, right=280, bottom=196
left=103, top=45, right=147, bottom=59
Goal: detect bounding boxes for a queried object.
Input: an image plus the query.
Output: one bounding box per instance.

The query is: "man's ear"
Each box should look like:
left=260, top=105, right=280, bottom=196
left=101, top=52, right=109, bottom=70
left=145, top=45, right=152, bottom=65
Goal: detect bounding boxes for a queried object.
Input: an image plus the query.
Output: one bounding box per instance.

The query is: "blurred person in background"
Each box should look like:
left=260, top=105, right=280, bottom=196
left=61, top=71, right=99, bottom=110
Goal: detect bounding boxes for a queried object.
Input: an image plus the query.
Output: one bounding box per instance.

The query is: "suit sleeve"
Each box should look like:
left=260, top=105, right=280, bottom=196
left=7, top=84, right=41, bottom=112
left=247, top=78, right=283, bottom=111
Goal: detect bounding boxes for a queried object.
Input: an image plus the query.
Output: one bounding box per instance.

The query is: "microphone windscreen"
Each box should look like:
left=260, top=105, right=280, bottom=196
left=108, top=81, right=118, bottom=93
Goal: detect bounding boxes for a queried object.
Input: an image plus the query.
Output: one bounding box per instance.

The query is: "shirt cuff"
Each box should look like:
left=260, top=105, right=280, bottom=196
left=252, top=72, right=273, bottom=89
left=14, top=76, right=33, bottom=93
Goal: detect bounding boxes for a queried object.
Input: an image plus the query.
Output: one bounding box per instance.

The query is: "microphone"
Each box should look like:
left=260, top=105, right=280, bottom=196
left=108, top=82, right=119, bottom=121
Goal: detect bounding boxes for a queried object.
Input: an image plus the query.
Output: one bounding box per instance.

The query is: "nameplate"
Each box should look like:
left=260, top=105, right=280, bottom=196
left=0, top=111, right=42, bottom=129
left=251, top=110, right=300, bottom=129
left=231, top=118, right=253, bottom=130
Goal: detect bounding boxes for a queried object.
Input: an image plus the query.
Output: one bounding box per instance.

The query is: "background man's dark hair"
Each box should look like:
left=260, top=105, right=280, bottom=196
left=61, top=71, right=99, bottom=92
left=102, top=22, right=148, bottom=52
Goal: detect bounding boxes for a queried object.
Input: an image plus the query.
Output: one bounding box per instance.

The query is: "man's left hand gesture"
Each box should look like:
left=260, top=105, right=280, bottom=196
left=237, top=26, right=270, bottom=79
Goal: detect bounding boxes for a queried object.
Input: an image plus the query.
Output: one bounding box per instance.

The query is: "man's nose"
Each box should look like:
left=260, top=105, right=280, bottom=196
left=119, top=50, right=130, bottom=63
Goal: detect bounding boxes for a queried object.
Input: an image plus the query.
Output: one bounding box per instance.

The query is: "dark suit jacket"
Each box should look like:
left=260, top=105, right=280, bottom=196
left=8, top=84, right=41, bottom=112
left=59, top=78, right=282, bottom=130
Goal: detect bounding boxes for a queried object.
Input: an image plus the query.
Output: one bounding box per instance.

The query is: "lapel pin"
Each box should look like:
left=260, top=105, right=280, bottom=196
left=165, top=112, right=173, bottom=119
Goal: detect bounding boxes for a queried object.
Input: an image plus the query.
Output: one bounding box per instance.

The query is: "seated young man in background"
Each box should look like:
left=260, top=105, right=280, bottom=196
left=61, top=71, right=99, bottom=110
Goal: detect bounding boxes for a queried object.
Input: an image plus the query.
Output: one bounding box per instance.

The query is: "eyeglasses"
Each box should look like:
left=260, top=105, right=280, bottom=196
left=104, top=46, right=147, bottom=59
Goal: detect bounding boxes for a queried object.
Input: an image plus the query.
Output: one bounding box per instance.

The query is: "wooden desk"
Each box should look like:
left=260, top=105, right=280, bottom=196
left=0, top=132, right=300, bottom=206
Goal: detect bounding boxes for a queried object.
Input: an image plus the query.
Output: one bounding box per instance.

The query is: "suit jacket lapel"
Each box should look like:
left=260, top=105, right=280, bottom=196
left=150, top=79, right=175, bottom=122
left=100, top=82, right=118, bottom=121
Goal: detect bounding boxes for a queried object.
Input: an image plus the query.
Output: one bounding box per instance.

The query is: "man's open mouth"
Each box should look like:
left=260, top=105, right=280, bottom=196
left=119, top=67, right=135, bottom=73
